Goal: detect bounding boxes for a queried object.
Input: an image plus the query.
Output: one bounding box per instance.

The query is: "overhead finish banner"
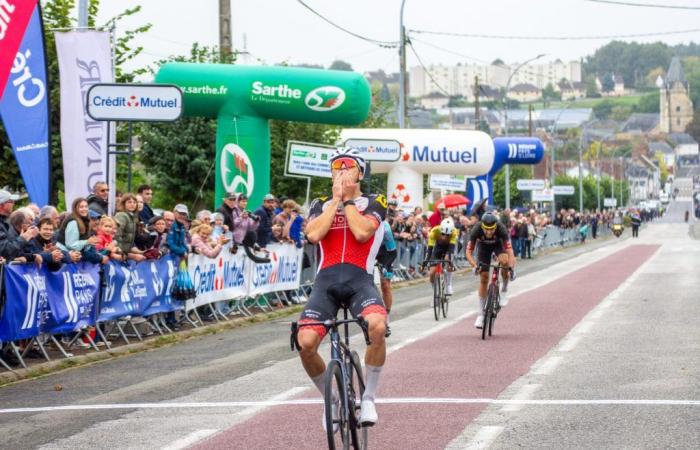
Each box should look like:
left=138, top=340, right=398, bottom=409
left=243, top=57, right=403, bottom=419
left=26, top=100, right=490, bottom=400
left=0, top=4, right=50, bottom=206
left=0, top=0, right=37, bottom=101
left=55, top=31, right=113, bottom=206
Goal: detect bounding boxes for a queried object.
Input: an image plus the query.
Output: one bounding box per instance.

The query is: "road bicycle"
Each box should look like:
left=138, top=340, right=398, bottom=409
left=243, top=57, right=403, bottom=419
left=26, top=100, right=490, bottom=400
left=478, top=262, right=508, bottom=340
left=422, top=259, right=452, bottom=321
left=291, top=306, right=371, bottom=450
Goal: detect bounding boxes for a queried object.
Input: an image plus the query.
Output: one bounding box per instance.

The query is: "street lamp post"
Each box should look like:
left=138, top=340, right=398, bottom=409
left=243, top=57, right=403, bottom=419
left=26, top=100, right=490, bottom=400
left=503, top=53, right=546, bottom=210
left=550, top=82, right=577, bottom=220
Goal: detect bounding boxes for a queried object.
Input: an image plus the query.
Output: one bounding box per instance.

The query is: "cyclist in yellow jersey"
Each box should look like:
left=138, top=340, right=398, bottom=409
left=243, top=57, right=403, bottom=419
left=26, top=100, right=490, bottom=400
left=423, top=218, right=458, bottom=295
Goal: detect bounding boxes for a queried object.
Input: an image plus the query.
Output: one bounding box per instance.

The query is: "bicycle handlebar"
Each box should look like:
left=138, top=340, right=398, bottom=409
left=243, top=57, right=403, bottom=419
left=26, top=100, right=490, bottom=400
left=290, top=315, right=371, bottom=351
left=420, top=259, right=455, bottom=270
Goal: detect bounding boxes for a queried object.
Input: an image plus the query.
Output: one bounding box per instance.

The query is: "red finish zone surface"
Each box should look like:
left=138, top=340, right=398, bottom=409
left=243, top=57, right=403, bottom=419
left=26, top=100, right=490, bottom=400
left=197, top=245, right=659, bottom=450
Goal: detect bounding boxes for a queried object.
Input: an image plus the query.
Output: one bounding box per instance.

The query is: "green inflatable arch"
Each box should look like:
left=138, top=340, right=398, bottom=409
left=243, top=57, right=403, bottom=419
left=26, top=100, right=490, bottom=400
left=155, top=63, right=371, bottom=207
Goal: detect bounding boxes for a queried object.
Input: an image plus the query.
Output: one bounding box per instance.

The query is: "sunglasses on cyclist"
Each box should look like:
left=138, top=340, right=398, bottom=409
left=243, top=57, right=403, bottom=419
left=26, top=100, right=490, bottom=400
left=331, top=158, right=358, bottom=171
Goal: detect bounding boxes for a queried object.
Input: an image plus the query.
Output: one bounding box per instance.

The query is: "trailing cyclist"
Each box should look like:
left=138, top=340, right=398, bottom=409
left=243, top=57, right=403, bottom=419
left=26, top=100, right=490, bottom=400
left=296, top=147, right=388, bottom=429
left=423, top=217, right=458, bottom=295
left=376, top=212, right=398, bottom=332
left=465, top=212, right=516, bottom=329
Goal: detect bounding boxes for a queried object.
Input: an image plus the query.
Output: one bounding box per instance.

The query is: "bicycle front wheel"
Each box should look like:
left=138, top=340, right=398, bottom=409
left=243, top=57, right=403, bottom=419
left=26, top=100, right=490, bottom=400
left=349, top=351, right=368, bottom=450
left=432, top=274, right=442, bottom=321
left=440, top=274, right=449, bottom=318
left=325, top=360, right=350, bottom=450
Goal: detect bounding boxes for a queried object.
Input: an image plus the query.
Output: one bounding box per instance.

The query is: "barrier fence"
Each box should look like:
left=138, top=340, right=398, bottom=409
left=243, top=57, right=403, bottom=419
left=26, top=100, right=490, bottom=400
left=0, top=242, right=304, bottom=370
left=1, top=224, right=609, bottom=371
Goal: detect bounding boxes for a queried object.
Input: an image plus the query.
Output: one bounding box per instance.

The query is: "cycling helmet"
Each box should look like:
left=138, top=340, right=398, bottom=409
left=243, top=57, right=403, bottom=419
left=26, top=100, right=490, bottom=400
left=440, top=217, right=455, bottom=235
left=480, top=213, right=498, bottom=231
left=329, top=146, right=366, bottom=174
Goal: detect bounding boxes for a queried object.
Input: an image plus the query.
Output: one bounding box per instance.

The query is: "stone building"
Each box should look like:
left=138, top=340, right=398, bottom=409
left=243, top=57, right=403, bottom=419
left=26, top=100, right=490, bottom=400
left=659, top=56, right=694, bottom=133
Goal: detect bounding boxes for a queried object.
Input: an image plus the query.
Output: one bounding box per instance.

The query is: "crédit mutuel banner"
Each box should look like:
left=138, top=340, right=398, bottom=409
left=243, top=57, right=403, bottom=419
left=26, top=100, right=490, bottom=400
left=55, top=30, right=113, bottom=206
left=0, top=2, right=51, bottom=206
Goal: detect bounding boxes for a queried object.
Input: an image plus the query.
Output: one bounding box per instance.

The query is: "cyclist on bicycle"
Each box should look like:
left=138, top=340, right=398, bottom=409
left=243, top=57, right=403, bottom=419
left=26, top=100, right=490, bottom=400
left=423, top=217, right=458, bottom=295
left=465, top=212, right=516, bottom=329
left=297, top=147, right=388, bottom=428
left=376, top=212, right=397, bottom=320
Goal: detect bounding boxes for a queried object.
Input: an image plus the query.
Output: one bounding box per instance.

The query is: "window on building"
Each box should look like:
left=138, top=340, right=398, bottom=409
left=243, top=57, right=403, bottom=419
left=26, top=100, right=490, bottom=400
left=676, top=106, right=681, bottom=112
left=677, top=118, right=681, bottom=126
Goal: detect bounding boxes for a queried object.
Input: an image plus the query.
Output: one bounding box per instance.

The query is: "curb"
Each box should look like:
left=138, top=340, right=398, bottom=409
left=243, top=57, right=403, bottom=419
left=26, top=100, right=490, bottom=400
left=0, top=305, right=304, bottom=387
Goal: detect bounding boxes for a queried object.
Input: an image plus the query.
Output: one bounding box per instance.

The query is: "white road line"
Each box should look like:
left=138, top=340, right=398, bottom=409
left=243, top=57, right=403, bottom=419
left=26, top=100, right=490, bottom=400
left=4, top=398, right=699, bottom=414
left=574, top=320, right=595, bottom=334
left=558, top=335, right=583, bottom=352
left=464, top=426, right=504, bottom=450
left=160, top=429, right=219, bottom=450
left=533, top=356, right=563, bottom=375
left=500, top=384, right=541, bottom=412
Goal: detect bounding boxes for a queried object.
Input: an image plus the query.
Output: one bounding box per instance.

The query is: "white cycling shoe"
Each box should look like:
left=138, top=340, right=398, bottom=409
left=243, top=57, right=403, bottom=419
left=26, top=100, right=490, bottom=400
left=474, top=314, right=485, bottom=329
left=360, top=399, right=378, bottom=426
left=499, top=291, right=509, bottom=307
left=322, top=397, right=340, bottom=433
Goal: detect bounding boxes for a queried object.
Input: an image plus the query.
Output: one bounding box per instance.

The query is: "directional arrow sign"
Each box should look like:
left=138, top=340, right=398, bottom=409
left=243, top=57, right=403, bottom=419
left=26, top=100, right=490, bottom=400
left=553, top=185, right=575, bottom=195
left=516, top=179, right=546, bottom=191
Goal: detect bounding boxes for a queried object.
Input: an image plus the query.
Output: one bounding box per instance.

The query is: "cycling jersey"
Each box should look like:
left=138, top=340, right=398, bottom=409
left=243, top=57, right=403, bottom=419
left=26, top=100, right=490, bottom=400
left=467, top=221, right=512, bottom=271
left=427, top=226, right=459, bottom=248
left=307, top=194, right=387, bottom=275
left=381, top=221, right=397, bottom=252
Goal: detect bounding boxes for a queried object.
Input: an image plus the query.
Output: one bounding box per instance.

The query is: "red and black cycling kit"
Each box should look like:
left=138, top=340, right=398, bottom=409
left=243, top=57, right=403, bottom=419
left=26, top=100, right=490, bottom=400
left=467, top=221, right=512, bottom=271
left=299, top=194, right=387, bottom=337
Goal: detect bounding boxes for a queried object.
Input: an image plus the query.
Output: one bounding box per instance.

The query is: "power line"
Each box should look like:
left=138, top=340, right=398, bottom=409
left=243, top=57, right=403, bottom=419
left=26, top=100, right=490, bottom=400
left=407, top=40, right=451, bottom=97
left=586, top=0, right=700, bottom=10
left=296, top=0, right=398, bottom=48
left=409, top=27, right=700, bottom=41
left=408, top=35, right=490, bottom=64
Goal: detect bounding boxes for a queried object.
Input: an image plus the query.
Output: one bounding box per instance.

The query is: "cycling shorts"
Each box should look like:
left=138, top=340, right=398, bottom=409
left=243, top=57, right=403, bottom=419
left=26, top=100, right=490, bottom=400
left=299, top=264, right=387, bottom=338
left=376, top=247, right=397, bottom=272
left=429, top=244, right=453, bottom=262
left=476, top=241, right=507, bottom=272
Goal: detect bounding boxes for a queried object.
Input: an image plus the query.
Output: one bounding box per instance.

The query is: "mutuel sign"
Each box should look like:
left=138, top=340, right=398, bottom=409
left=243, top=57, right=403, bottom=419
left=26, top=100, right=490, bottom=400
left=87, top=83, right=183, bottom=122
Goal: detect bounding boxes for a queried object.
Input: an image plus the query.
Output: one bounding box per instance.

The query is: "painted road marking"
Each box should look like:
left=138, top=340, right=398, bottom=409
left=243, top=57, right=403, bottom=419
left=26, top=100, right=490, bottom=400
left=161, top=429, right=219, bottom=450
left=500, top=384, right=541, bottom=412
left=558, top=335, right=582, bottom=352
left=533, top=356, right=563, bottom=375
left=4, top=398, right=700, bottom=414
left=464, top=426, right=504, bottom=450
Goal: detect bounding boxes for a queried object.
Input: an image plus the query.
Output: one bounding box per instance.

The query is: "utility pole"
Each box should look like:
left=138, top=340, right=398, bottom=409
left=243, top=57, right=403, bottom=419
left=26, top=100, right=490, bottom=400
left=78, top=0, right=88, bottom=28
left=528, top=104, right=533, bottom=136
left=398, top=0, right=408, bottom=128
left=219, top=0, right=232, bottom=59
left=474, top=75, right=480, bottom=130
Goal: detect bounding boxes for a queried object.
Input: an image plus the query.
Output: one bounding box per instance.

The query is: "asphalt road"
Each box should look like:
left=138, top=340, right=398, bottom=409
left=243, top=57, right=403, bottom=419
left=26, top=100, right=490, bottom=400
left=0, top=205, right=697, bottom=449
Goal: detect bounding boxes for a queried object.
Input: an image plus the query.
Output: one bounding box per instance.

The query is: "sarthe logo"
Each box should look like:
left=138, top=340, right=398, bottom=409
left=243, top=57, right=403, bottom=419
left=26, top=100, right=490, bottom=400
left=305, top=86, right=345, bottom=112
left=221, top=143, right=254, bottom=197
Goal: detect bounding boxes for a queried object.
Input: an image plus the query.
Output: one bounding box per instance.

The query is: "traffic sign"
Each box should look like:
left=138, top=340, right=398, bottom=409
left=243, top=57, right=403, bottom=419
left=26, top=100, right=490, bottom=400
left=517, top=179, right=546, bottom=191
left=604, top=198, right=618, bottom=207
left=553, top=185, right=575, bottom=195
left=285, top=141, right=334, bottom=178
left=429, top=174, right=469, bottom=191
left=532, top=189, right=554, bottom=202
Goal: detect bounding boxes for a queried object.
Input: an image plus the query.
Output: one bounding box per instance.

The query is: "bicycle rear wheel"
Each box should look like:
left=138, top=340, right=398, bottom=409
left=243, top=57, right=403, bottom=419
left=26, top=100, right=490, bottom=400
left=325, top=360, right=350, bottom=450
left=432, top=274, right=442, bottom=321
left=349, top=351, right=368, bottom=450
left=440, top=274, right=449, bottom=318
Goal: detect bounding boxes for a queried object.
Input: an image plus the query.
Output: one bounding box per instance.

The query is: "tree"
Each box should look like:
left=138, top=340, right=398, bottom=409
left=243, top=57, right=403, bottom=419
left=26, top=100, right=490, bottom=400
left=593, top=99, right=614, bottom=119
left=328, top=60, right=353, bottom=71
left=636, top=91, right=659, bottom=113
left=685, top=108, right=700, bottom=144
left=601, top=73, right=615, bottom=92
left=492, top=58, right=505, bottom=66
left=491, top=165, right=531, bottom=208
left=541, top=82, right=561, bottom=107
left=653, top=151, right=669, bottom=185
left=0, top=0, right=149, bottom=205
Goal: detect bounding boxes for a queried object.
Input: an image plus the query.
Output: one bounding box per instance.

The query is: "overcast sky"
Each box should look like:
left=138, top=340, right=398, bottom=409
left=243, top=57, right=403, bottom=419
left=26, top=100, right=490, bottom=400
left=95, top=0, right=700, bottom=76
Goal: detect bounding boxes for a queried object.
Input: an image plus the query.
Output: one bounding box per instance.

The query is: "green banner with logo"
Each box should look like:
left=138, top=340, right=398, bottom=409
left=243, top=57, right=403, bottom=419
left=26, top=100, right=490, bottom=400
left=155, top=63, right=371, bottom=208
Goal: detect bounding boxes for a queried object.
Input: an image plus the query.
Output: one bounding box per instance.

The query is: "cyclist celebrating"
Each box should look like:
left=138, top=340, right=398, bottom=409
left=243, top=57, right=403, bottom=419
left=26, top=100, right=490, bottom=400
left=465, top=212, right=516, bottom=329
left=424, top=217, right=458, bottom=295
left=297, top=147, right=388, bottom=428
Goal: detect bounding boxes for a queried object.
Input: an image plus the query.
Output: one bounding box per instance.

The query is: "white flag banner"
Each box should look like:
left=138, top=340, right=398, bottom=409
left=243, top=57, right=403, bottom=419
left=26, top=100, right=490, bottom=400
left=55, top=31, right=113, bottom=206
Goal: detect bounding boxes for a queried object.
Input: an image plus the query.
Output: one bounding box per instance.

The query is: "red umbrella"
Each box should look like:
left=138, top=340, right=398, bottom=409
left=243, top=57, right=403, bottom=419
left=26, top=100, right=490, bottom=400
left=438, top=194, right=470, bottom=209
left=429, top=194, right=470, bottom=227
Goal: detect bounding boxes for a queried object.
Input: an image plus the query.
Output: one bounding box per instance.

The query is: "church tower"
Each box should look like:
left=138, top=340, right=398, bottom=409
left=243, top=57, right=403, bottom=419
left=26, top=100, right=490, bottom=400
left=660, top=56, right=693, bottom=133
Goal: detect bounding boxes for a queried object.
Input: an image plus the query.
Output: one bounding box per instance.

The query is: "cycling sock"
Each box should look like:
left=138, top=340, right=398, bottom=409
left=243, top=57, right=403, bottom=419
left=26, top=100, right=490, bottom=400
left=311, top=372, right=326, bottom=395
left=445, top=270, right=453, bottom=288
left=363, top=364, right=383, bottom=402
